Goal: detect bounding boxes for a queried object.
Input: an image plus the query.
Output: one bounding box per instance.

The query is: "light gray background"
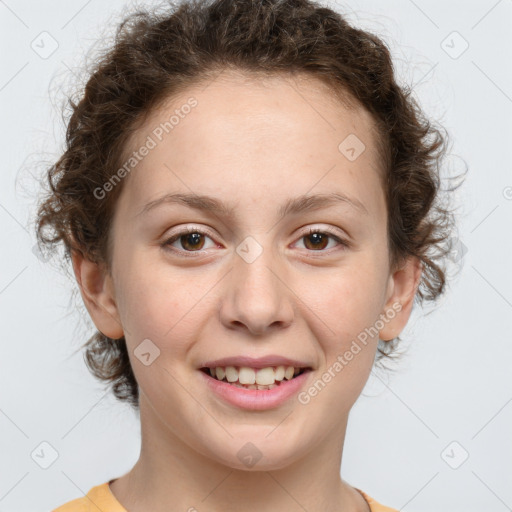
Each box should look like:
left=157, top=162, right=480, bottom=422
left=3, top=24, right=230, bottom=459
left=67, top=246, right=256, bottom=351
left=1, top=0, right=511, bottom=511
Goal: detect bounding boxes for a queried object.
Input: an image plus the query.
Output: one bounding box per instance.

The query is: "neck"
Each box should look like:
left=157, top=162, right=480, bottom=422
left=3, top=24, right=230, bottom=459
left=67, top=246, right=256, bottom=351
left=109, top=395, right=369, bottom=512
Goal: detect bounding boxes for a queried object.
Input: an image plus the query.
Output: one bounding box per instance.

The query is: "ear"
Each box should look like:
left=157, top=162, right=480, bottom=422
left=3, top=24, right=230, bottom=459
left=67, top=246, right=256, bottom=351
left=71, top=249, right=124, bottom=340
left=378, top=256, right=422, bottom=341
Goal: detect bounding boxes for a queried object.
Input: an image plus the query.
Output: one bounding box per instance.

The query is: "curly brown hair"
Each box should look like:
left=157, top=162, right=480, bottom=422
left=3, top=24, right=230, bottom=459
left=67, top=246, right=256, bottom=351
left=34, top=0, right=460, bottom=410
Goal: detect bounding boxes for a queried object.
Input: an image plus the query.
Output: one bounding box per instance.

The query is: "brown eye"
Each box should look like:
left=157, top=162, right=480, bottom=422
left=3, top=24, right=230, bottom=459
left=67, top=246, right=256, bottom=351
left=294, top=228, right=349, bottom=252
left=303, top=232, right=329, bottom=250
left=163, top=228, right=216, bottom=253
left=177, top=232, right=206, bottom=251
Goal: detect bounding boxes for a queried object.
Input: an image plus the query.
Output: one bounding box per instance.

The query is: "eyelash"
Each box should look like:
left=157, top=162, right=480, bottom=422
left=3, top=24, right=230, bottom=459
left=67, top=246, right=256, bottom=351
left=161, top=226, right=349, bottom=257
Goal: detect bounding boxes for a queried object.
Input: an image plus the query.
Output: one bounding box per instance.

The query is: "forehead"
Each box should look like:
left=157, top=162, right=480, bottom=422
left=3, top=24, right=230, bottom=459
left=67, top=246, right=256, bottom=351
left=117, top=70, right=385, bottom=218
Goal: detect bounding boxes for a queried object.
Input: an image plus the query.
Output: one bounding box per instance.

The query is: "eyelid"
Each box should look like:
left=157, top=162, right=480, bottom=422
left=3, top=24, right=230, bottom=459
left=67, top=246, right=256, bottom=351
left=162, top=225, right=219, bottom=256
left=299, top=224, right=348, bottom=239
left=293, top=225, right=350, bottom=251
left=162, top=223, right=350, bottom=256
left=165, top=224, right=217, bottom=240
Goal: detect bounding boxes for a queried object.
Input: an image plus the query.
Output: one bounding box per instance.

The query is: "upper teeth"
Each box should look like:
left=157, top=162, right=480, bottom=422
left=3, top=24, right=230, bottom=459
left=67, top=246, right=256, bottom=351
left=209, top=366, right=302, bottom=385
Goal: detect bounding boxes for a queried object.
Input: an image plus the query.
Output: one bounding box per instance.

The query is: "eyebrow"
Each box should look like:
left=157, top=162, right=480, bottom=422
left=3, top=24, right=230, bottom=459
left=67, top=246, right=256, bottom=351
left=137, top=191, right=368, bottom=218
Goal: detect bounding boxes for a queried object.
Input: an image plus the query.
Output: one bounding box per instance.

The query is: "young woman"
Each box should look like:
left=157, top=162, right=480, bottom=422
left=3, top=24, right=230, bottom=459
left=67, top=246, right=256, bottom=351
left=35, top=0, right=456, bottom=510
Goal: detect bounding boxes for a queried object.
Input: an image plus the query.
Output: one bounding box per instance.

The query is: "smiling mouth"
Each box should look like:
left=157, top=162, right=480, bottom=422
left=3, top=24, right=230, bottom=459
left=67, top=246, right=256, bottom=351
left=200, top=366, right=312, bottom=390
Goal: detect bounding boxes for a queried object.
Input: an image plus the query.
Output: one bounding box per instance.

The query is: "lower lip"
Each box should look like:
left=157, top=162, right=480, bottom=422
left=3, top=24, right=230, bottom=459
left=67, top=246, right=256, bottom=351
left=198, top=369, right=312, bottom=410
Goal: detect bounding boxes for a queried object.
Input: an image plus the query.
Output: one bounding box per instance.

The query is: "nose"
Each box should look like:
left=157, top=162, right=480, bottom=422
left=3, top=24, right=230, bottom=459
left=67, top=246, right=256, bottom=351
left=219, top=248, right=295, bottom=336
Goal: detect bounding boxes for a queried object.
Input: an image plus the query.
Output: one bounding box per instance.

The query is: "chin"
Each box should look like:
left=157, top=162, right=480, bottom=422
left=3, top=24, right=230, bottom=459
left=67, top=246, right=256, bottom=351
left=207, top=434, right=308, bottom=472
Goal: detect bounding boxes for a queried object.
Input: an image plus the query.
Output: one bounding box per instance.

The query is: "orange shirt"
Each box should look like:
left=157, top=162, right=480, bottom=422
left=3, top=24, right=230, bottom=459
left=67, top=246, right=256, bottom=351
left=52, top=481, right=399, bottom=512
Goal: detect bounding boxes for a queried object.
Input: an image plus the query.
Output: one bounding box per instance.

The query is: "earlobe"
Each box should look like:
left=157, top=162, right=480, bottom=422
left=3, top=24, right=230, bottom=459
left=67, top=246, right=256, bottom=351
left=379, top=256, right=422, bottom=342
left=71, top=250, right=124, bottom=340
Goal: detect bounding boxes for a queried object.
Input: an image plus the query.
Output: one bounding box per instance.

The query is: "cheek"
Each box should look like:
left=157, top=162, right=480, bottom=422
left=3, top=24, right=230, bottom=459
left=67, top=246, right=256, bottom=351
left=310, top=273, right=382, bottom=403
left=300, top=258, right=387, bottom=387
left=113, top=254, right=178, bottom=341
left=307, top=262, right=386, bottom=333
left=117, top=259, right=213, bottom=367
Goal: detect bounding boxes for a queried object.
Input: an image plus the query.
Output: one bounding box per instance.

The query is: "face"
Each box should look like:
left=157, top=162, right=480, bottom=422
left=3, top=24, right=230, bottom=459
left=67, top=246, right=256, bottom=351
left=75, top=70, right=420, bottom=471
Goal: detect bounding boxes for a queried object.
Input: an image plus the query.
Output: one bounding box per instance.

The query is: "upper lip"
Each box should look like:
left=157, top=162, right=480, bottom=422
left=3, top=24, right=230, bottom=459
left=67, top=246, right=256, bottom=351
left=200, top=355, right=313, bottom=369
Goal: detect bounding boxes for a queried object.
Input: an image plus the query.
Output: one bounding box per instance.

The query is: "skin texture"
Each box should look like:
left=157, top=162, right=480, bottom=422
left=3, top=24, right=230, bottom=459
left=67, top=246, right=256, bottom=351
left=72, top=70, right=421, bottom=512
